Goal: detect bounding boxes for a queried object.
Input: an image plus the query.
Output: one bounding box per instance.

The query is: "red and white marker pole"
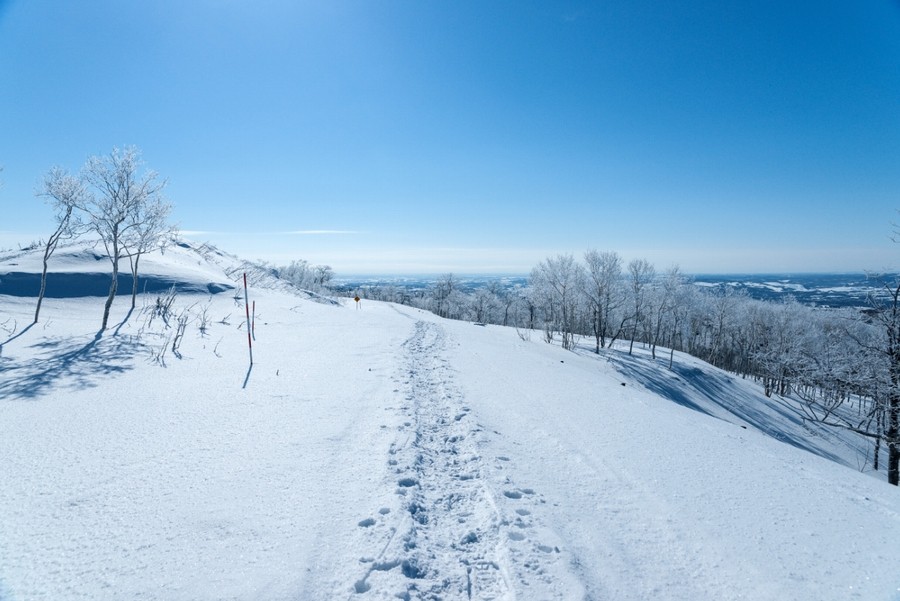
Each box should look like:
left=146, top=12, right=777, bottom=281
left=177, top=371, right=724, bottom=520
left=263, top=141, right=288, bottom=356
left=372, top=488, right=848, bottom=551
left=243, top=273, right=253, bottom=365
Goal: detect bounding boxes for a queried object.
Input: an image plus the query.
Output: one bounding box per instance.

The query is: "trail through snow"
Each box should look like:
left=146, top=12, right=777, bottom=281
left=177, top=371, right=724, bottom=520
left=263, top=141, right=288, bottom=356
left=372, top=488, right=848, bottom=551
left=306, top=316, right=585, bottom=600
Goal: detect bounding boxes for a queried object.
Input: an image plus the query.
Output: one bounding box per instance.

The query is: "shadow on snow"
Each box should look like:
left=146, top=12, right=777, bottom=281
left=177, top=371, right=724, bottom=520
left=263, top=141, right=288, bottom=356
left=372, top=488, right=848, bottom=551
left=603, top=349, right=848, bottom=466
left=0, top=330, right=142, bottom=400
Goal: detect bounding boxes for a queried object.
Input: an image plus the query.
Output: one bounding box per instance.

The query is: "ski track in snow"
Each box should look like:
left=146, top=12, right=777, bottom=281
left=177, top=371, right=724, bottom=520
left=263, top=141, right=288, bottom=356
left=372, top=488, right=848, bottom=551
left=348, top=319, right=583, bottom=600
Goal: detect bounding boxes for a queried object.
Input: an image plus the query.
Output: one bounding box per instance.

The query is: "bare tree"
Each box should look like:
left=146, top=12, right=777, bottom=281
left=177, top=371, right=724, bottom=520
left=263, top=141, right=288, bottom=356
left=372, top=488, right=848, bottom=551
left=582, top=250, right=626, bottom=352
left=862, top=275, right=900, bottom=485
left=627, top=258, right=655, bottom=355
left=313, top=264, right=334, bottom=288
left=34, top=167, right=85, bottom=323
left=646, top=265, right=681, bottom=360
left=664, top=269, right=694, bottom=370
left=122, top=195, right=176, bottom=309
left=271, top=260, right=334, bottom=293
left=531, top=254, right=583, bottom=350
left=431, top=274, right=457, bottom=319
left=79, top=146, right=169, bottom=330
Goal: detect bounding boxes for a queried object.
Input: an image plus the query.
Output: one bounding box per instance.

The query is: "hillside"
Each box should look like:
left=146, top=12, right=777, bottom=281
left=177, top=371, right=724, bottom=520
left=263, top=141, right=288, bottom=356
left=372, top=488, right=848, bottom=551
left=1, top=242, right=899, bottom=601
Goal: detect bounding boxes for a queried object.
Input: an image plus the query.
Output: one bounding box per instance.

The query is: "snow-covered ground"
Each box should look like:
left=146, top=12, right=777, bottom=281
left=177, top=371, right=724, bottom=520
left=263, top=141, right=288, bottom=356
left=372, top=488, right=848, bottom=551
left=1, top=243, right=900, bottom=600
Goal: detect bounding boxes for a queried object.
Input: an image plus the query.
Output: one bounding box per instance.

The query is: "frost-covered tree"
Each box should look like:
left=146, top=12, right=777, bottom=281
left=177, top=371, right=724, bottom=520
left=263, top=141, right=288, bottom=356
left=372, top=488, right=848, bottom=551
left=663, top=269, right=695, bottom=369
left=860, top=275, right=900, bottom=485
left=431, top=274, right=465, bottom=319
left=265, top=260, right=334, bottom=293
left=645, top=265, right=682, bottom=361
left=470, top=286, right=499, bottom=324
left=33, top=167, right=85, bottom=323
left=531, top=254, right=583, bottom=350
left=313, top=265, right=334, bottom=288
left=510, top=285, right=536, bottom=331
left=704, top=287, right=746, bottom=368
left=582, top=250, right=627, bottom=352
left=487, top=280, right=516, bottom=327
left=277, top=260, right=312, bottom=288
left=79, top=146, right=169, bottom=330
left=627, top=258, right=655, bottom=355
left=752, top=298, right=808, bottom=397
left=122, top=194, right=176, bottom=309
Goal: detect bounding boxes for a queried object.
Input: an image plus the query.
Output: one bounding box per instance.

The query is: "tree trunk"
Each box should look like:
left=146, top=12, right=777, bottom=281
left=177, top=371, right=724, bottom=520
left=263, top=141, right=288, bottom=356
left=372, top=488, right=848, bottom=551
left=101, top=257, right=119, bottom=331
left=874, top=405, right=883, bottom=472
left=130, top=253, right=141, bottom=309
left=34, top=216, right=69, bottom=324
left=889, top=441, right=898, bottom=486
left=34, top=251, right=50, bottom=324
left=888, top=388, right=899, bottom=485
left=887, top=305, right=900, bottom=485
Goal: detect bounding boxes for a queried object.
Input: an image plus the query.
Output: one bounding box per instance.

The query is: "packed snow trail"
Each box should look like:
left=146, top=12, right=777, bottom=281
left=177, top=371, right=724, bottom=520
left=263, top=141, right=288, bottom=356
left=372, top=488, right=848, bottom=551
left=342, top=318, right=586, bottom=600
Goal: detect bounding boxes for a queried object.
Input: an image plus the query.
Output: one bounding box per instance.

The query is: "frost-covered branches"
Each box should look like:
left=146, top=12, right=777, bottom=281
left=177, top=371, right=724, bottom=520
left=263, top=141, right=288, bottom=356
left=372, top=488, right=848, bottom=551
left=582, top=250, right=627, bottom=353
left=32, top=146, right=176, bottom=330
left=270, top=259, right=334, bottom=293
left=531, top=255, right=583, bottom=350
left=122, top=191, right=176, bottom=309
left=33, top=167, right=86, bottom=323
left=627, top=258, right=655, bottom=355
left=79, top=146, right=172, bottom=329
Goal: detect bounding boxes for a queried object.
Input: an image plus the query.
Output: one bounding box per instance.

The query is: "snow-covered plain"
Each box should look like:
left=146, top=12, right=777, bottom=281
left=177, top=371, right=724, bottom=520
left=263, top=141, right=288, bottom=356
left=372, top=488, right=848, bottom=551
left=1, top=243, right=900, bottom=601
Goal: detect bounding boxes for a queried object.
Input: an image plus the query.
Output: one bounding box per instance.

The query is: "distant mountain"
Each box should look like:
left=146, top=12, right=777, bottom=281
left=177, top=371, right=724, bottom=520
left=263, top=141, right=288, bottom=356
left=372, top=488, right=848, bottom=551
left=691, top=273, right=894, bottom=308
left=335, top=272, right=893, bottom=308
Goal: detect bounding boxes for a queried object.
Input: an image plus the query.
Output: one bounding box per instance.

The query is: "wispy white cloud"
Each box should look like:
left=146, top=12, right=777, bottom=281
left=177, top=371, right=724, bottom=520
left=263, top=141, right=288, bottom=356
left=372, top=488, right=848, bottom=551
left=284, top=230, right=359, bottom=235
left=180, top=230, right=359, bottom=237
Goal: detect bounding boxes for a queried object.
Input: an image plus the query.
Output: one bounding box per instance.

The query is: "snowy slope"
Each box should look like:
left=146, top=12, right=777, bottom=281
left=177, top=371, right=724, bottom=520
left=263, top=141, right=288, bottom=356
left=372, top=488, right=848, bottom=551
left=0, top=239, right=300, bottom=297
left=1, top=247, right=900, bottom=601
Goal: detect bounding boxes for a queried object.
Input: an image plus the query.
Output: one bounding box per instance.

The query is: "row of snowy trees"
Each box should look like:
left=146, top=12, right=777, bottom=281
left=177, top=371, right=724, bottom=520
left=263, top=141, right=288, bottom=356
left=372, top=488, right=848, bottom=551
left=353, top=251, right=899, bottom=486
left=34, top=146, right=176, bottom=330
left=530, top=251, right=899, bottom=486
left=268, top=260, right=334, bottom=292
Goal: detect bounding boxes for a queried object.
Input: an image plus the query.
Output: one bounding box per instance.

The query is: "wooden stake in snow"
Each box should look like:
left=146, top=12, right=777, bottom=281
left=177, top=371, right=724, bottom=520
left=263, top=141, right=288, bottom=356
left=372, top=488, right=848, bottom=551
left=252, top=300, right=256, bottom=341
left=244, top=273, right=253, bottom=365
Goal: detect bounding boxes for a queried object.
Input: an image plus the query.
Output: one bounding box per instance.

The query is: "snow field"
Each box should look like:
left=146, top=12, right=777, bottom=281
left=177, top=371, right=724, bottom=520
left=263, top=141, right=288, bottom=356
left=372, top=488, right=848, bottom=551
left=1, top=280, right=900, bottom=600
left=441, top=317, right=900, bottom=600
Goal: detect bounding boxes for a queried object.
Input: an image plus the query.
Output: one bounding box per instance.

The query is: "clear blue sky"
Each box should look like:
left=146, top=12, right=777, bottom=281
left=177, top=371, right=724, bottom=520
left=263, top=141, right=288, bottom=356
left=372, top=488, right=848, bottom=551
left=2, top=1, right=899, bottom=275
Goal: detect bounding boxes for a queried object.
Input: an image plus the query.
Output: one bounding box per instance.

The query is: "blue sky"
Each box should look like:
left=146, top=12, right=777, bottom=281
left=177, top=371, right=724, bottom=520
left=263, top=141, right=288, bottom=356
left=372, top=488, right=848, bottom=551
left=1, top=1, right=899, bottom=275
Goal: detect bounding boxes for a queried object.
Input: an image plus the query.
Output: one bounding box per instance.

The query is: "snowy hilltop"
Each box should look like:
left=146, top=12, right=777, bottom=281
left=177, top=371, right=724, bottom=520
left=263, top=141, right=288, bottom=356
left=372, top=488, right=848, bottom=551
left=1, top=241, right=899, bottom=601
